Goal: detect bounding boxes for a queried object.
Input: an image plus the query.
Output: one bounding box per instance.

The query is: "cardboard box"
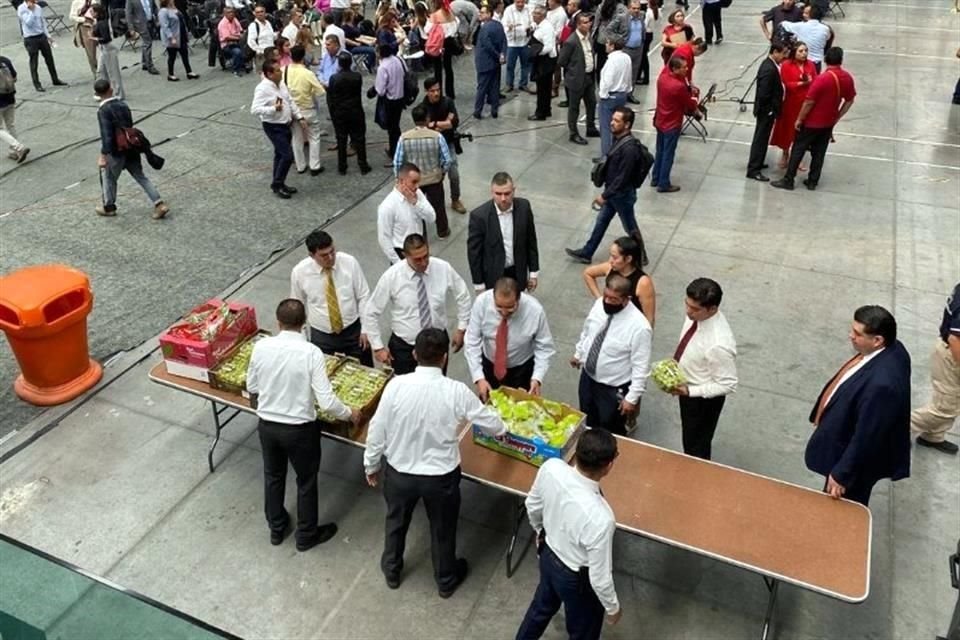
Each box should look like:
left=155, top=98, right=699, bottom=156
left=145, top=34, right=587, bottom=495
left=159, top=300, right=258, bottom=370
left=473, top=387, right=585, bottom=467
left=163, top=359, right=209, bottom=383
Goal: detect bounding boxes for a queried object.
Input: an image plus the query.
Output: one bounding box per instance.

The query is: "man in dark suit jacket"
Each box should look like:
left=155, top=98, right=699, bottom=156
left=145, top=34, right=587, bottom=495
left=473, top=5, right=506, bottom=119
left=805, top=305, right=912, bottom=506
left=327, top=52, right=371, bottom=175
left=467, top=172, right=540, bottom=293
left=557, top=12, right=599, bottom=145
left=125, top=0, right=159, bottom=74
left=746, top=41, right=787, bottom=181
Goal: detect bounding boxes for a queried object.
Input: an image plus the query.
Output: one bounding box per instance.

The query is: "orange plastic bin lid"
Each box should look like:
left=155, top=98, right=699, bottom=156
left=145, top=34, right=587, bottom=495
left=0, top=265, right=92, bottom=328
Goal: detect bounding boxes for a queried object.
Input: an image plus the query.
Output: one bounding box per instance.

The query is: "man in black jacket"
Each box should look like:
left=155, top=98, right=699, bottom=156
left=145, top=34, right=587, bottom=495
left=94, top=79, right=169, bottom=218
left=419, top=77, right=465, bottom=214
left=467, top=171, right=540, bottom=293
left=326, top=52, right=371, bottom=175
left=566, top=106, right=642, bottom=263
left=746, top=41, right=787, bottom=182
left=557, top=12, right=599, bottom=145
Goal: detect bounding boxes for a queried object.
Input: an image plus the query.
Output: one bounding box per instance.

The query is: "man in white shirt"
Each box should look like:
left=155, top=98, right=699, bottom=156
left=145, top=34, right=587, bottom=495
left=597, top=37, right=633, bottom=156
left=779, top=4, right=832, bottom=71
left=465, top=277, right=556, bottom=401
left=516, top=429, right=622, bottom=639
left=246, top=299, right=361, bottom=551
left=250, top=60, right=308, bottom=198
left=502, top=0, right=533, bottom=91
left=290, top=230, right=373, bottom=365
left=321, top=12, right=346, bottom=52
left=363, top=233, right=473, bottom=375
left=364, top=328, right=507, bottom=595
left=527, top=6, right=557, bottom=121
left=546, top=0, right=567, bottom=40
left=281, top=7, right=304, bottom=42
left=246, top=5, right=276, bottom=67
left=668, top=277, right=738, bottom=460
left=572, top=273, right=652, bottom=435
left=377, top=163, right=437, bottom=264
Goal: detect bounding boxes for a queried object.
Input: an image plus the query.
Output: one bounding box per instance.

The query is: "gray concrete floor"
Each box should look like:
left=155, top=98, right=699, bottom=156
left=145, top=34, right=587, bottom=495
left=1, top=0, right=959, bottom=638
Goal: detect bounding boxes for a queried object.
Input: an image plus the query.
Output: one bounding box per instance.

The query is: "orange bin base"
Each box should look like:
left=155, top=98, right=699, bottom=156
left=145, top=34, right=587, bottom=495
left=14, top=359, right=103, bottom=406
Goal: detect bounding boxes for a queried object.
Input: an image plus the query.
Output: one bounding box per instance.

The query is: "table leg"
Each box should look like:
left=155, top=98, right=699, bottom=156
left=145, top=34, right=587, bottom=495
left=208, top=401, right=242, bottom=473
left=760, top=577, right=780, bottom=640
left=505, top=498, right=534, bottom=579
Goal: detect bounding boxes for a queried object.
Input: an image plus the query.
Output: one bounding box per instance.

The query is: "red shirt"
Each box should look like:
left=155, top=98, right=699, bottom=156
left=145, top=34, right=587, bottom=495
left=673, top=42, right=695, bottom=81
left=803, top=65, right=856, bottom=129
left=654, top=70, right=698, bottom=132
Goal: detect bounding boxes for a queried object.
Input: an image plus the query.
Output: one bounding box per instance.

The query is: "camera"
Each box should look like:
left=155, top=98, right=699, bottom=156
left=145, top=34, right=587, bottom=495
left=452, top=131, right=473, bottom=155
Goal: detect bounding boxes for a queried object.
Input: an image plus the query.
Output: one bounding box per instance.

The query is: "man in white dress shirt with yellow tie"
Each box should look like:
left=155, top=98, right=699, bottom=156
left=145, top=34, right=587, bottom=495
left=363, top=233, right=473, bottom=375
left=464, top=277, right=555, bottom=401
left=290, top=230, right=373, bottom=366
left=364, top=328, right=507, bottom=595
left=515, top=428, right=622, bottom=640
left=572, top=273, right=652, bottom=435
left=668, top=277, right=738, bottom=460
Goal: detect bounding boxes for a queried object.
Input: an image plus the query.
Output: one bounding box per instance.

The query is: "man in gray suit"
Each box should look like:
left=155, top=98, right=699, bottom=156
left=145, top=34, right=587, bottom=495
left=126, top=0, right=160, bottom=74
left=557, top=12, right=599, bottom=145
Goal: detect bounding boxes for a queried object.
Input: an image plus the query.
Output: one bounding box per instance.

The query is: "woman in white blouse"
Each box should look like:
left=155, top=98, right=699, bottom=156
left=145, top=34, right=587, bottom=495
left=424, top=0, right=460, bottom=98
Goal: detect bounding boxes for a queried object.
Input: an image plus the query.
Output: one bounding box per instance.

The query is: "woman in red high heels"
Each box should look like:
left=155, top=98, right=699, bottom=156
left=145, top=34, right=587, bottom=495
left=770, top=41, right=817, bottom=169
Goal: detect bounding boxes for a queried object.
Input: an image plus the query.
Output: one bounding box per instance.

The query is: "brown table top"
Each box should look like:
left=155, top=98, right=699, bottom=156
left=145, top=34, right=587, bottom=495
left=151, top=362, right=870, bottom=602
left=458, top=432, right=871, bottom=603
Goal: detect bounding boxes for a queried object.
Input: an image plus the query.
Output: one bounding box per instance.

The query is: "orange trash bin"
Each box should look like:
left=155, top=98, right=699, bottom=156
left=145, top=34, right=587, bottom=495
left=0, top=265, right=103, bottom=406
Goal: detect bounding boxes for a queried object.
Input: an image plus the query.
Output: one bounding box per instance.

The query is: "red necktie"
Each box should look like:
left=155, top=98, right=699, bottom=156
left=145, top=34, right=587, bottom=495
left=673, top=320, right=698, bottom=361
left=494, top=316, right=509, bottom=381
left=813, top=354, right=863, bottom=426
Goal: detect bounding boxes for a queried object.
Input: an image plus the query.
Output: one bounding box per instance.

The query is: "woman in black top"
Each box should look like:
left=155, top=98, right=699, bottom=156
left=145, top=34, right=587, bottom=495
left=580, top=230, right=656, bottom=327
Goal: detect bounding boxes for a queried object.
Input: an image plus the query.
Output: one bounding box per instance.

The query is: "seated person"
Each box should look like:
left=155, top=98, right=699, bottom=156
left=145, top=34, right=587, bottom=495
left=341, top=8, right=376, bottom=70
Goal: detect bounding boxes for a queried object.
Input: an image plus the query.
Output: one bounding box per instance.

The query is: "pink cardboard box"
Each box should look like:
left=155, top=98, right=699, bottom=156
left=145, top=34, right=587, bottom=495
left=159, top=300, right=258, bottom=370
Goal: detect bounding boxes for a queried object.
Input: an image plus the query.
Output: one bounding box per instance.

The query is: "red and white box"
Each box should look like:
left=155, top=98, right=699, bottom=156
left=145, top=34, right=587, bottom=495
left=159, top=299, right=258, bottom=381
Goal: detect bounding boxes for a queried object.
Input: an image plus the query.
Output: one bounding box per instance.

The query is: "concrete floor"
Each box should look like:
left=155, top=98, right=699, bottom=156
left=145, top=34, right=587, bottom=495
left=1, top=0, right=959, bottom=638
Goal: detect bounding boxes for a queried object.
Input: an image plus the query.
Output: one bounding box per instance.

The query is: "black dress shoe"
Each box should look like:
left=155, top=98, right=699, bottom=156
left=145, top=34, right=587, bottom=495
left=715, top=37, right=724, bottom=44
left=626, top=95, right=640, bottom=105
left=527, top=114, right=547, bottom=121
left=802, top=178, right=817, bottom=191
left=565, top=248, right=591, bottom=264
left=384, top=573, right=401, bottom=589
left=657, top=185, right=681, bottom=193
left=916, top=436, right=959, bottom=454
left=273, top=188, right=292, bottom=199
left=585, top=129, right=600, bottom=138
left=770, top=178, right=794, bottom=190
left=146, top=67, right=160, bottom=75
left=491, top=112, right=498, bottom=118
left=310, top=167, right=325, bottom=176
left=359, top=164, right=372, bottom=175
left=557, top=100, right=569, bottom=107
left=52, top=80, right=68, bottom=86
left=338, top=168, right=347, bottom=175
left=34, top=85, right=45, bottom=92
left=270, top=514, right=292, bottom=545
left=569, top=133, right=588, bottom=145
left=280, top=184, right=298, bottom=194
left=761, top=163, right=770, bottom=169
left=297, top=523, right=338, bottom=551
left=472, top=111, right=482, bottom=119
left=438, top=558, right=469, bottom=598
left=746, top=173, right=770, bottom=182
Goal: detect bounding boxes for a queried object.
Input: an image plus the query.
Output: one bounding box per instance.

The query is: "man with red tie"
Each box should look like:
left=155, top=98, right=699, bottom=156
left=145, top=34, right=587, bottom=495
left=805, top=305, right=912, bottom=506
left=464, top=277, right=556, bottom=401
left=668, top=278, right=738, bottom=460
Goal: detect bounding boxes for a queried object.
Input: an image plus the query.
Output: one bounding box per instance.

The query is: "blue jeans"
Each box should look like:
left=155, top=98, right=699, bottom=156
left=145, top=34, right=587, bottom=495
left=505, top=45, right=529, bottom=89
left=598, top=92, right=627, bottom=156
left=262, top=122, right=294, bottom=190
left=651, top=127, right=680, bottom=189
left=222, top=43, right=244, bottom=73
left=581, top=189, right=638, bottom=258
left=515, top=543, right=606, bottom=640
left=101, top=154, right=162, bottom=212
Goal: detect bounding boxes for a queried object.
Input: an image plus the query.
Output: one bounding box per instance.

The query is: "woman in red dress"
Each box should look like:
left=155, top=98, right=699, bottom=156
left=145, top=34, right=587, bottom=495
left=770, top=42, right=818, bottom=169
left=660, top=8, right=693, bottom=64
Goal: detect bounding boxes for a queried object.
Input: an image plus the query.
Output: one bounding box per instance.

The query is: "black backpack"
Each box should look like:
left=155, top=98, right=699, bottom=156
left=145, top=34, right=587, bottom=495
left=400, top=58, right=418, bottom=106
left=591, top=136, right=654, bottom=189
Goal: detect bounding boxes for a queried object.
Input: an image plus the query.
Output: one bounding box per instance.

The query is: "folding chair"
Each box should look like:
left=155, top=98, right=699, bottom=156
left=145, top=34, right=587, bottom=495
left=681, top=82, right=716, bottom=143
left=827, top=0, right=845, bottom=18
left=43, top=4, right=70, bottom=35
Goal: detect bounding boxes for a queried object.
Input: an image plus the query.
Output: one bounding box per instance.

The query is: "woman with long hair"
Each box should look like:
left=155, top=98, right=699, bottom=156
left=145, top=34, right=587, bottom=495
left=770, top=41, right=817, bottom=169
left=296, top=25, right=321, bottom=67
left=580, top=231, right=656, bottom=328
left=424, top=0, right=460, bottom=98
left=159, top=0, right=198, bottom=81
left=91, top=4, right=125, bottom=99
left=275, top=35, right=292, bottom=66
left=660, top=7, right=691, bottom=64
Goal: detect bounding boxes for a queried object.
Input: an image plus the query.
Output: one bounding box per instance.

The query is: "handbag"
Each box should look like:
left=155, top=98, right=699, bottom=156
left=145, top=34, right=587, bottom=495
left=114, top=126, right=148, bottom=153
left=444, top=34, right=464, bottom=56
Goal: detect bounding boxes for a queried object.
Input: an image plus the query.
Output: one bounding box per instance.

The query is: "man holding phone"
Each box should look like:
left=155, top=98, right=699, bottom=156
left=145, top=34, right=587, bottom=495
left=250, top=60, right=309, bottom=199
left=17, top=0, right=67, bottom=91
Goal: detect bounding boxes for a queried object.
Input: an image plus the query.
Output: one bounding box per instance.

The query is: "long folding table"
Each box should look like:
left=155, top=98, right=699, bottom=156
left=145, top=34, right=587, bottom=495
left=148, top=362, right=871, bottom=639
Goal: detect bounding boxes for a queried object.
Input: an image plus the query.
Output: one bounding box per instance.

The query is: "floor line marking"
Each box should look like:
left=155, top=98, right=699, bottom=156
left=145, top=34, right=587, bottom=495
left=703, top=118, right=960, bottom=149
left=710, top=39, right=958, bottom=60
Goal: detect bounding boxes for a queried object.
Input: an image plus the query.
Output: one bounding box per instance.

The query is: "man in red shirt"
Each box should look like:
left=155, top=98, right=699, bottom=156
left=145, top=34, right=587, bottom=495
left=651, top=56, right=701, bottom=193
left=772, top=46, right=856, bottom=191
left=671, top=37, right=707, bottom=85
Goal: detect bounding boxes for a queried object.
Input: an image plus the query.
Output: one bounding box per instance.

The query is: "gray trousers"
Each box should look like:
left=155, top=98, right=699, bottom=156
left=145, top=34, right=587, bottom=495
left=624, top=45, right=643, bottom=95
left=136, top=21, right=156, bottom=70
left=97, top=41, right=125, bottom=100
left=101, top=154, right=162, bottom=212
left=0, top=105, right=23, bottom=152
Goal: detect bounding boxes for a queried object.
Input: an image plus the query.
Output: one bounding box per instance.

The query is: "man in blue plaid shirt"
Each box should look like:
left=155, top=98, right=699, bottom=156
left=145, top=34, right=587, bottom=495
left=394, top=104, right=453, bottom=239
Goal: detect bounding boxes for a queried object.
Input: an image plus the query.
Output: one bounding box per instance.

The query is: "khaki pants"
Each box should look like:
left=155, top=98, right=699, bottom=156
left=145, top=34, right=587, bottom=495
left=292, top=106, right=323, bottom=172
left=911, top=338, right=960, bottom=442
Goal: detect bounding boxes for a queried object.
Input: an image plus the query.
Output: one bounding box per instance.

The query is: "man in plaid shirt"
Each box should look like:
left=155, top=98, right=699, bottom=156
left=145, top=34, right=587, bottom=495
left=393, top=104, right=453, bottom=239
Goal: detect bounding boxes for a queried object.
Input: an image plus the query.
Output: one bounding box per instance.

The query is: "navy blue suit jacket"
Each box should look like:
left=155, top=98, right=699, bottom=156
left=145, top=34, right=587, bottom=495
left=474, top=20, right=506, bottom=74
left=805, top=341, right=912, bottom=489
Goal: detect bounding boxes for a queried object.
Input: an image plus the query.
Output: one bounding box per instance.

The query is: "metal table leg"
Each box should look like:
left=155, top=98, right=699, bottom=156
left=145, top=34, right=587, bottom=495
left=208, top=400, right=242, bottom=473
left=505, top=498, right=534, bottom=579
left=760, top=577, right=780, bottom=640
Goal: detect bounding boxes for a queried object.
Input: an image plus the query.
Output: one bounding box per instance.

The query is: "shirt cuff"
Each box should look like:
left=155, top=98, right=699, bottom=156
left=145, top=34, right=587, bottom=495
left=474, top=283, right=486, bottom=292
left=528, top=272, right=539, bottom=280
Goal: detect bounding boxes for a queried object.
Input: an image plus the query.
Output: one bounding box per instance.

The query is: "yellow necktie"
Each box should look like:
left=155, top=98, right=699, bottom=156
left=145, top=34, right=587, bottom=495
left=325, top=268, right=343, bottom=333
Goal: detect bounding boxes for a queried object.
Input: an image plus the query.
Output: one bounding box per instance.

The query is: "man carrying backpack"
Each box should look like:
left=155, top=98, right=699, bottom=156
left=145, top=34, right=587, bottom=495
left=565, top=106, right=650, bottom=263
left=0, top=56, right=29, bottom=163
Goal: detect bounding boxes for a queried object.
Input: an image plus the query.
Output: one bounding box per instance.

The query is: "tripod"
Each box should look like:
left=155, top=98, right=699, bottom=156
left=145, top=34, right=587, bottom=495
left=738, top=73, right=757, bottom=113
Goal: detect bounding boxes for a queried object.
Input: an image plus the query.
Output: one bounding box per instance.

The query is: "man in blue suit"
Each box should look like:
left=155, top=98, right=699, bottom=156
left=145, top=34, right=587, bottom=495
left=473, top=5, right=507, bottom=119
left=805, top=305, right=911, bottom=506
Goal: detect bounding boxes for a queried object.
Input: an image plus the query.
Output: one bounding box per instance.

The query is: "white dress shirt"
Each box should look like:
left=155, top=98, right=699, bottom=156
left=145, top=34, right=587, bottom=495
left=574, top=299, right=652, bottom=404
left=823, top=347, right=884, bottom=408
left=290, top=252, right=370, bottom=334
left=598, top=49, right=634, bottom=98
left=547, top=6, right=567, bottom=38
left=364, top=366, right=506, bottom=475
left=464, top=291, right=556, bottom=384
left=526, top=458, right=619, bottom=615
left=246, top=331, right=351, bottom=424
left=676, top=311, right=738, bottom=398
left=499, top=206, right=516, bottom=270
left=281, top=21, right=300, bottom=43
left=246, top=18, right=275, bottom=54
left=533, top=19, right=556, bottom=57
left=377, top=188, right=437, bottom=264
left=324, top=23, right=346, bottom=51
left=502, top=4, right=532, bottom=47
left=250, top=78, right=302, bottom=124
left=780, top=19, right=831, bottom=63
left=363, top=257, right=473, bottom=351
left=578, top=31, right=595, bottom=74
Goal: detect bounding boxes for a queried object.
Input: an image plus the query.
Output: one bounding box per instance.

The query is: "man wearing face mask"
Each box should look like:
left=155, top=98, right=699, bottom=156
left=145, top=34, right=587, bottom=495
left=571, top=273, right=652, bottom=435
left=464, top=277, right=556, bottom=403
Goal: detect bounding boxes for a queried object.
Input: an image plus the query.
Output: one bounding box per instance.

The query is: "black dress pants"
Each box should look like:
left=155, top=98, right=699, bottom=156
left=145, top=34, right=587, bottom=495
left=310, top=320, right=373, bottom=366
left=638, top=33, right=652, bottom=84
left=578, top=371, right=629, bottom=436
left=381, top=464, right=462, bottom=590
left=746, top=112, right=776, bottom=175
left=567, top=75, right=597, bottom=135
left=388, top=331, right=449, bottom=375
left=701, top=3, right=723, bottom=42
left=678, top=395, right=726, bottom=460
left=333, top=113, right=369, bottom=172
left=384, top=97, right=405, bottom=156
left=481, top=356, right=535, bottom=391
left=534, top=57, right=556, bottom=118
left=257, top=418, right=323, bottom=544
left=784, top=125, right=832, bottom=185
left=23, top=35, right=61, bottom=88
